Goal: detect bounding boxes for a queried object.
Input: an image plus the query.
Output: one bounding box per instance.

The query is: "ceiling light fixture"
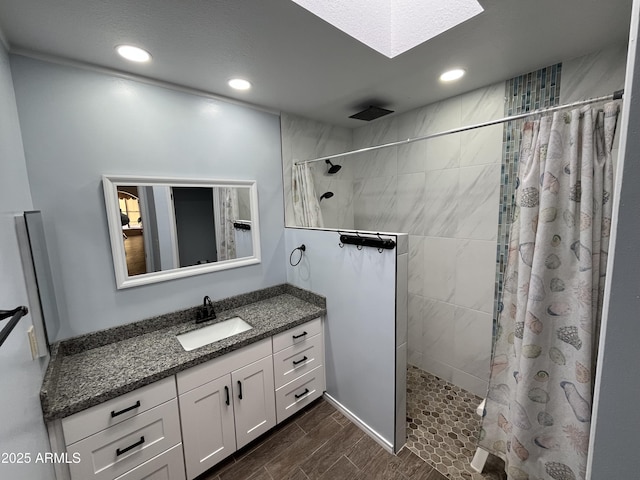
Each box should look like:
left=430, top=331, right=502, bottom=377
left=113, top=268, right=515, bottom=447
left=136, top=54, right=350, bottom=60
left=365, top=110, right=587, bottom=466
left=228, top=78, right=252, bottom=90
left=440, top=68, right=466, bottom=82
left=116, top=45, right=152, bottom=63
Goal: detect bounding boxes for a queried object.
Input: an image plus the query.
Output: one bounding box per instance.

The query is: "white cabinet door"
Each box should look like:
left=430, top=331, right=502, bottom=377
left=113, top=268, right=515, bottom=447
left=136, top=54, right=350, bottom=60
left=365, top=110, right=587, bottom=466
left=231, top=356, right=276, bottom=449
left=179, top=375, right=236, bottom=480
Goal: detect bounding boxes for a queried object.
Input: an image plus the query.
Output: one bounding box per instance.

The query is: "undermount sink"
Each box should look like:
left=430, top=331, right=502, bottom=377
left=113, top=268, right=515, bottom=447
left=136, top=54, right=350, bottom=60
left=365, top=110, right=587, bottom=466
left=177, top=317, right=252, bottom=351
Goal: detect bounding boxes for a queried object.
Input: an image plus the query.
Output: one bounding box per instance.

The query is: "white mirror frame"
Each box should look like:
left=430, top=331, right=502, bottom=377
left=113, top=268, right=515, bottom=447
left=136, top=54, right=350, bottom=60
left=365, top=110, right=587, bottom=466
left=102, top=175, right=261, bottom=289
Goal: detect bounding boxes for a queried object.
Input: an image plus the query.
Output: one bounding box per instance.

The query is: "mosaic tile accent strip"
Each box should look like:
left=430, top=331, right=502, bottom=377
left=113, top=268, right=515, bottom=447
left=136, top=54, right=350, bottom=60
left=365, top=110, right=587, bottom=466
left=406, top=366, right=507, bottom=479
left=492, top=64, right=562, bottom=343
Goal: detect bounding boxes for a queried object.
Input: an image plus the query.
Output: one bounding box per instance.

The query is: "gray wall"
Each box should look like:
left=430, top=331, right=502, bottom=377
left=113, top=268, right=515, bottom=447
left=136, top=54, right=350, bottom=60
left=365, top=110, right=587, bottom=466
left=0, top=44, right=55, bottom=479
left=11, top=56, right=286, bottom=339
left=285, top=228, right=400, bottom=448
left=589, top=7, right=640, bottom=477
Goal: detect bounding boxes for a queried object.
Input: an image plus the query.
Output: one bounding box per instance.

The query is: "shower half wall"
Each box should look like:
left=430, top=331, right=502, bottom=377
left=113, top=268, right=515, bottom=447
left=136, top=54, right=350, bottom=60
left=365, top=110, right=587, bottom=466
left=280, top=42, right=628, bottom=398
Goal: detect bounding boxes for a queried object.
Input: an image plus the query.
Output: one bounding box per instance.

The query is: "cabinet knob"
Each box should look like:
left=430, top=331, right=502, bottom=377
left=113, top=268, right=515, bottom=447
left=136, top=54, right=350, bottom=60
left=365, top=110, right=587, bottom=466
left=237, top=380, right=243, bottom=400
left=292, top=331, right=307, bottom=340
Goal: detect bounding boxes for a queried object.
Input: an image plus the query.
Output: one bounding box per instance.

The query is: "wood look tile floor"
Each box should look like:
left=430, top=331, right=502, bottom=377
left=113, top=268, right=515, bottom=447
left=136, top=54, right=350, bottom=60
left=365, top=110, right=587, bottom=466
left=199, top=398, right=446, bottom=480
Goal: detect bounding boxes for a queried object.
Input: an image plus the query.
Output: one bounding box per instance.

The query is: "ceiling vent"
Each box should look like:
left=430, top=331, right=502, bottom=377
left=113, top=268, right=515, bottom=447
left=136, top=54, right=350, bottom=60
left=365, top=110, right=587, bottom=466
left=349, top=106, right=394, bottom=121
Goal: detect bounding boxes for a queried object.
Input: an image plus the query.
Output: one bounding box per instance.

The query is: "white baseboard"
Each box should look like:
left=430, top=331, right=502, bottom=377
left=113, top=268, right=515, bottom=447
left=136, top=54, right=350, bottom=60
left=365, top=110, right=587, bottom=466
left=323, top=393, right=394, bottom=454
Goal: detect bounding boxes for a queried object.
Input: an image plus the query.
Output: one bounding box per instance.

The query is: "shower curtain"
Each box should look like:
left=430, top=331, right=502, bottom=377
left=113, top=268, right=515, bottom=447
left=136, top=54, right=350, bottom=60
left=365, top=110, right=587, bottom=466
left=213, top=187, right=238, bottom=261
left=480, top=102, right=619, bottom=480
left=292, top=163, right=324, bottom=227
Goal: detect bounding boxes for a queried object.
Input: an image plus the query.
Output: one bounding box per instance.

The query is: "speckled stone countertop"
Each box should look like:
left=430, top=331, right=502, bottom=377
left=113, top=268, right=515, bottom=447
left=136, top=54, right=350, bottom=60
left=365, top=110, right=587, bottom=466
left=41, top=284, right=325, bottom=422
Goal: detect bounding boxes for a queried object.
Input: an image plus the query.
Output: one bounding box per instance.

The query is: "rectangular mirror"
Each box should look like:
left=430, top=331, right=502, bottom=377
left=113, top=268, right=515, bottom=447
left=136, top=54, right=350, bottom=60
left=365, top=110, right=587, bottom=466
left=103, top=175, right=261, bottom=289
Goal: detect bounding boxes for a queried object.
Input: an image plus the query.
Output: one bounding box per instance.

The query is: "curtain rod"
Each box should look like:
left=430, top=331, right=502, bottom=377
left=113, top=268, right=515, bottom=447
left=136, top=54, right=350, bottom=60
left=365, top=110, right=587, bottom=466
left=295, top=89, right=624, bottom=166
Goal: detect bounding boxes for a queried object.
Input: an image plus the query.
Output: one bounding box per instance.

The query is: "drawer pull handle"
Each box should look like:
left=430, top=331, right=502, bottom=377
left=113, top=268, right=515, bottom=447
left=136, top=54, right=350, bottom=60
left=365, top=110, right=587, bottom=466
left=295, top=388, right=310, bottom=399
left=111, top=400, right=141, bottom=418
left=116, top=436, right=145, bottom=456
left=292, top=331, right=307, bottom=339
left=292, top=356, right=308, bottom=366
left=225, top=385, right=230, bottom=406
left=238, top=380, right=243, bottom=400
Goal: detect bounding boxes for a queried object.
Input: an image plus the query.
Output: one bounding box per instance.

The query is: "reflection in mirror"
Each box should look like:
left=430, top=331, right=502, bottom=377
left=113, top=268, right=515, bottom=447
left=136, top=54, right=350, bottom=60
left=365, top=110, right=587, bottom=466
left=103, top=176, right=260, bottom=289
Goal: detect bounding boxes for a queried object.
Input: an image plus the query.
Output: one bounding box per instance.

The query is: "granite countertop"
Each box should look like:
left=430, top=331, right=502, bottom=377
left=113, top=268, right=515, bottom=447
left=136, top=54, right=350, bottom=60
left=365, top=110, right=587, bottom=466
left=41, top=284, right=326, bottom=422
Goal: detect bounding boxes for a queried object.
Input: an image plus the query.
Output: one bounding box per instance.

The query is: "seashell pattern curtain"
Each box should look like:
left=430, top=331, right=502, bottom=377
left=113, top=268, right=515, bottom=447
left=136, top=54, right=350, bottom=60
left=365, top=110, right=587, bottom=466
left=479, top=102, right=620, bottom=479
left=292, top=163, right=324, bottom=228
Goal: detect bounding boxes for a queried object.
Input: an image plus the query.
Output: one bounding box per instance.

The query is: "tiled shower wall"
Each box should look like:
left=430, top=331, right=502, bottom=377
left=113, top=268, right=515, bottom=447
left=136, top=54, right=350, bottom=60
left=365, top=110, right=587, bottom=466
left=280, top=113, right=354, bottom=229
left=280, top=43, right=628, bottom=398
left=349, top=85, right=504, bottom=396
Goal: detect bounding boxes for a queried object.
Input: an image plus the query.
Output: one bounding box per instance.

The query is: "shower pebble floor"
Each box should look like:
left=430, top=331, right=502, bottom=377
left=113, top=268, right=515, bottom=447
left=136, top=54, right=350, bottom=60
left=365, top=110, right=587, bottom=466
left=406, top=365, right=507, bottom=480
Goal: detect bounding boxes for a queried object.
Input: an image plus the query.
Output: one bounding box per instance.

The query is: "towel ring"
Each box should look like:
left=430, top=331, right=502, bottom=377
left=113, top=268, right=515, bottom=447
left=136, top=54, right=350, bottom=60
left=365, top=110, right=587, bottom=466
left=289, top=244, right=306, bottom=266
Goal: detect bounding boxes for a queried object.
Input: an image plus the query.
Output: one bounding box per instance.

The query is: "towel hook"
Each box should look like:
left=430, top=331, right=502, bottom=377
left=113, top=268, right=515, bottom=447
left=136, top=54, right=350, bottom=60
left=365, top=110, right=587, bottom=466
left=289, top=244, right=306, bottom=266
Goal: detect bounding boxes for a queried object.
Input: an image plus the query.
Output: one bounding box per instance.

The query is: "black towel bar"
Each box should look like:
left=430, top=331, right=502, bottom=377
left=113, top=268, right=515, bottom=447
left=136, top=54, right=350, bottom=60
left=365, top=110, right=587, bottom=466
left=0, top=306, right=29, bottom=348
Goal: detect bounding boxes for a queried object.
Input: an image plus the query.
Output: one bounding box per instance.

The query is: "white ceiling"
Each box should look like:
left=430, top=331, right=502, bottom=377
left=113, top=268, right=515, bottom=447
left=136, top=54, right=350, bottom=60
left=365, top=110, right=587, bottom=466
left=0, top=0, right=633, bottom=127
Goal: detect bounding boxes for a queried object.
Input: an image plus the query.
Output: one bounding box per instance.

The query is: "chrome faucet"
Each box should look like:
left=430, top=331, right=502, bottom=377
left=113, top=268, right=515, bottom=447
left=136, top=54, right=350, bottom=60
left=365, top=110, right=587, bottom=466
left=196, top=296, right=216, bottom=323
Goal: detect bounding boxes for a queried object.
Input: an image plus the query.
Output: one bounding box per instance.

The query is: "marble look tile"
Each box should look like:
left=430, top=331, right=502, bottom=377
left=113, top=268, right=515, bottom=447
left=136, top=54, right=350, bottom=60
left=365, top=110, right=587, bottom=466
left=408, top=235, right=424, bottom=296
left=460, top=124, right=503, bottom=167
left=352, top=176, right=398, bottom=232
left=423, top=169, right=459, bottom=238
left=395, top=233, right=409, bottom=255
left=397, top=172, right=426, bottom=235
left=397, top=105, right=430, bottom=174
left=408, top=293, right=426, bottom=357
left=408, top=350, right=423, bottom=368
left=423, top=237, right=457, bottom=302
left=398, top=141, right=427, bottom=175
left=456, top=164, right=500, bottom=240
left=352, top=118, right=398, bottom=180
left=425, top=134, right=461, bottom=171
left=315, top=177, right=354, bottom=229
left=451, top=307, right=492, bottom=380
left=396, top=253, right=408, bottom=347
left=451, top=368, right=489, bottom=398
left=421, top=354, right=454, bottom=383
left=423, top=98, right=462, bottom=171
left=281, top=113, right=352, bottom=227
left=459, top=82, right=505, bottom=125
left=424, top=97, right=462, bottom=134
left=281, top=113, right=353, bottom=165
left=560, top=43, right=627, bottom=104
left=454, top=239, right=497, bottom=314
left=421, top=299, right=455, bottom=362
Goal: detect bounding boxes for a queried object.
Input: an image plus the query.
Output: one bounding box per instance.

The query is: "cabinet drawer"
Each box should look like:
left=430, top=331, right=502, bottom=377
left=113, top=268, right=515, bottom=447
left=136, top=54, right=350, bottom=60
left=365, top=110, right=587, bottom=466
left=272, top=318, right=322, bottom=353
left=62, top=377, right=176, bottom=445
left=275, top=366, right=324, bottom=423
left=68, top=399, right=182, bottom=480
left=273, top=333, right=323, bottom=388
left=113, top=443, right=185, bottom=480
left=177, top=338, right=271, bottom=395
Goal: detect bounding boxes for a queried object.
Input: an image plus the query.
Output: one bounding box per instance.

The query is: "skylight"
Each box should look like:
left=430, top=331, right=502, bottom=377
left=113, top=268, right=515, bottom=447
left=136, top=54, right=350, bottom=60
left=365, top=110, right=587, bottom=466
left=291, top=0, right=484, bottom=58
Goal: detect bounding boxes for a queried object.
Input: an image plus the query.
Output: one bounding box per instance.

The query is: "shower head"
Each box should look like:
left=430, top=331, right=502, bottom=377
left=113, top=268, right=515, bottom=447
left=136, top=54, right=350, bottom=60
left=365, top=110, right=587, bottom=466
left=325, top=159, right=342, bottom=174
left=319, top=192, right=334, bottom=201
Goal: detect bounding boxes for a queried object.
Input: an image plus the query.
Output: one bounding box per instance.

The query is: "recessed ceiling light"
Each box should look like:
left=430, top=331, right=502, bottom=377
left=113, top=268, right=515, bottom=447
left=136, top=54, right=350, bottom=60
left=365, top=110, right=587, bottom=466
left=440, top=68, right=466, bottom=82
left=228, top=78, right=252, bottom=90
left=116, top=45, right=152, bottom=63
